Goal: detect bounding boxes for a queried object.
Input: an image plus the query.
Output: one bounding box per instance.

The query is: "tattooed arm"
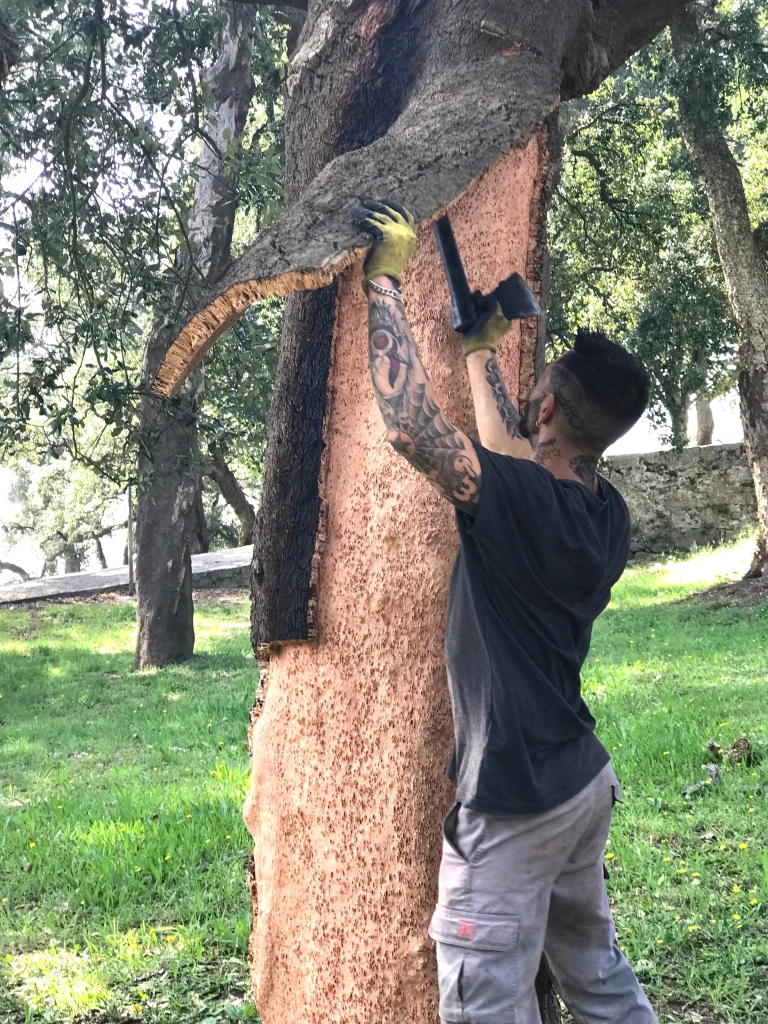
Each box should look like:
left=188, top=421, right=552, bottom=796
left=464, top=350, right=534, bottom=459
left=367, top=283, right=481, bottom=514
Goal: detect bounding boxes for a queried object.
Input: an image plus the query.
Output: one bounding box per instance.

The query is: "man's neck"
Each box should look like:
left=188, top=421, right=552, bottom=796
left=529, top=436, right=599, bottom=492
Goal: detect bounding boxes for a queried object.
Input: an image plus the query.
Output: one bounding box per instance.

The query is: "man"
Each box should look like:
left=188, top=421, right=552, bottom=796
left=352, top=199, right=656, bottom=1024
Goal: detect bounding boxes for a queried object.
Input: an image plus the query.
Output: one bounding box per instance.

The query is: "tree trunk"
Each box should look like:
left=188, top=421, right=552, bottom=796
left=62, top=544, right=81, bottom=574
left=670, top=392, right=692, bottom=450
left=204, top=453, right=257, bottom=546
left=669, top=7, right=768, bottom=576
left=94, top=537, right=108, bottom=570
left=0, top=9, right=18, bottom=82
left=134, top=9, right=255, bottom=667
left=231, top=6, right=689, bottom=1024
left=696, top=396, right=714, bottom=446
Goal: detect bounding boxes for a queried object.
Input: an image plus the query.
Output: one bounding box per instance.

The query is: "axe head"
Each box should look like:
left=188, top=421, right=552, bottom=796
left=492, top=272, right=542, bottom=321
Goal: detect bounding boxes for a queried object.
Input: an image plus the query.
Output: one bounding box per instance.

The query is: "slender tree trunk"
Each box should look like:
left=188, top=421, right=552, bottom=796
left=670, top=393, right=692, bottom=450
left=203, top=453, right=256, bottom=546
left=94, top=537, right=108, bottom=570
left=0, top=10, right=18, bottom=82
left=696, top=396, right=714, bottom=446
left=62, top=544, right=81, bottom=574
left=669, top=7, right=768, bottom=576
left=134, top=9, right=255, bottom=667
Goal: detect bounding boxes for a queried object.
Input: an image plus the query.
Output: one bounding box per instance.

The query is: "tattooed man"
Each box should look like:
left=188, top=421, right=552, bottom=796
left=353, top=200, right=656, bottom=1024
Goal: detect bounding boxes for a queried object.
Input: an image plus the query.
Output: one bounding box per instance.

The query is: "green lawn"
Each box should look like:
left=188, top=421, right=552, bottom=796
left=1, top=539, right=767, bottom=1022
left=0, top=595, right=258, bottom=1022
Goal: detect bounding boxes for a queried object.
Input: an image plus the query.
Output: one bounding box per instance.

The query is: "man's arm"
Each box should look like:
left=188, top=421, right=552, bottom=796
left=368, top=284, right=481, bottom=514
left=465, top=348, right=533, bottom=459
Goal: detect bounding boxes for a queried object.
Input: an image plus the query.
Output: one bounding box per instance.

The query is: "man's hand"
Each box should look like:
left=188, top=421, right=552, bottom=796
left=351, top=199, right=417, bottom=290
left=459, top=293, right=513, bottom=357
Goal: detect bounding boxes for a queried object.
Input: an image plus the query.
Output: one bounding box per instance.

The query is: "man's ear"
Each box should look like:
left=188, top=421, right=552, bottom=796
left=538, top=392, right=556, bottom=424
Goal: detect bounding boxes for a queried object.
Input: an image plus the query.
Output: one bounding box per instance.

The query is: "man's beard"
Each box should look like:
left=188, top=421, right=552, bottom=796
left=521, top=395, right=543, bottom=441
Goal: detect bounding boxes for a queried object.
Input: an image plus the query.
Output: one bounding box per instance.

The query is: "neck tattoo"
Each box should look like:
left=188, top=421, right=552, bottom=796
left=569, top=454, right=599, bottom=487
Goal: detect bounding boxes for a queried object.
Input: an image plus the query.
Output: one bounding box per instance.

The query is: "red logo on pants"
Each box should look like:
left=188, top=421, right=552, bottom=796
left=456, top=919, right=475, bottom=940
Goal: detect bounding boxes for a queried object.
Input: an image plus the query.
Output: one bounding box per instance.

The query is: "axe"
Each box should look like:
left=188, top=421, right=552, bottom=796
left=432, top=214, right=541, bottom=333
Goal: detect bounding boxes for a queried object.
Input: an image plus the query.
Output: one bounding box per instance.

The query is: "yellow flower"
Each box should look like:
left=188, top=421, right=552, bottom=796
left=720, top=845, right=726, bottom=851
left=750, top=898, right=758, bottom=905
left=691, top=872, right=700, bottom=877
left=619, top=945, right=626, bottom=951
left=732, top=885, right=740, bottom=893
left=710, top=919, right=717, bottom=924
left=732, top=914, right=741, bottom=920
left=663, top=857, right=670, bottom=862
left=739, top=843, right=747, bottom=850
left=605, top=852, right=615, bottom=860
left=685, top=814, right=692, bottom=819
left=164, top=855, right=171, bottom=860
left=1, top=897, right=6, bottom=903
left=688, top=925, right=698, bottom=931
left=748, top=808, right=754, bottom=813
left=656, top=939, right=664, bottom=944
left=675, top=915, right=681, bottom=921
left=663, top=751, right=669, bottom=755
left=678, top=868, right=687, bottom=874
left=28, top=842, right=35, bottom=848
left=186, top=814, right=192, bottom=818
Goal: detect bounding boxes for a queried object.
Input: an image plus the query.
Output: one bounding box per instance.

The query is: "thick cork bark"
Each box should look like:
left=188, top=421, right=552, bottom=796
left=244, top=139, right=545, bottom=1024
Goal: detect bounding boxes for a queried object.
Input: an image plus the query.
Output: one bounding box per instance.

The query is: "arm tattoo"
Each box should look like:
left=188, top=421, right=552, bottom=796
left=368, top=298, right=480, bottom=514
left=484, top=356, right=525, bottom=439
left=570, top=454, right=598, bottom=488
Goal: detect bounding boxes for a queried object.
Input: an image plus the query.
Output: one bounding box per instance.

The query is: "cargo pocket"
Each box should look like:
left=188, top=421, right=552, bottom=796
left=429, top=905, right=519, bottom=1024
left=442, top=802, right=467, bottom=862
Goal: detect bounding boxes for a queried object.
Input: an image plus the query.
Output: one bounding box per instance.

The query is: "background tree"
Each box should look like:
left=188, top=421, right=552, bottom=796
left=550, top=48, right=739, bottom=449
left=4, top=457, right=124, bottom=575
left=0, top=1, right=284, bottom=650
left=667, top=0, right=768, bottom=576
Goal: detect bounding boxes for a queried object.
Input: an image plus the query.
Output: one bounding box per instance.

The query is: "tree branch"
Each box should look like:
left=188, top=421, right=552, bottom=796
left=0, top=559, right=31, bottom=581
left=201, top=453, right=256, bottom=546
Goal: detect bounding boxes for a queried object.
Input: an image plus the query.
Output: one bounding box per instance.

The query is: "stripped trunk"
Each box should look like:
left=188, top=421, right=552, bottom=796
left=241, top=5, right=687, bottom=1024
left=134, top=10, right=255, bottom=667
left=669, top=7, right=768, bottom=576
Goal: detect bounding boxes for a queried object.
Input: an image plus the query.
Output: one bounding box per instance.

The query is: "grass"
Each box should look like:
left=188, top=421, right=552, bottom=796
left=590, top=536, right=768, bottom=1021
left=0, top=538, right=767, bottom=1022
left=0, top=595, right=258, bottom=1022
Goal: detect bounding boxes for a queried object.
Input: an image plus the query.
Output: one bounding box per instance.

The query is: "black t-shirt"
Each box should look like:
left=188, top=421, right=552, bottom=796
left=445, top=441, right=631, bottom=815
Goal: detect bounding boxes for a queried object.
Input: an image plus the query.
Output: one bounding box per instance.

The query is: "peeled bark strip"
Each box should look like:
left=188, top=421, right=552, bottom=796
left=134, top=9, right=255, bottom=668
left=152, top=0, right=688, bottom=398
left=251, top=284, right=336, bottom=644
left=669, top=8, right=768, bottom=576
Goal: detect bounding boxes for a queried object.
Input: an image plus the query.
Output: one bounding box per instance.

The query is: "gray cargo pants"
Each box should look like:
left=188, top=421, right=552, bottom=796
left=429, top=763, right=658, bottom=1024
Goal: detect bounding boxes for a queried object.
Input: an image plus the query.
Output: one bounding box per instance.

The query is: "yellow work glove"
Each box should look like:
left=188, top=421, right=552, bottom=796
left=459, top=293, right=513, bottom=357
left=351, top=198, right=417, bottom=290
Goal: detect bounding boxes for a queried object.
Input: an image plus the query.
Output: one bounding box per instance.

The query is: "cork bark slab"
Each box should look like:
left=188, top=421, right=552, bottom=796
left=243, top=138, right=542, bottom=1024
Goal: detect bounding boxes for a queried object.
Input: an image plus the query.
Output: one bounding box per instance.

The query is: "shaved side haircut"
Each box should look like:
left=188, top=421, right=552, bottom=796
left=548, top=329, right=651, bottom=453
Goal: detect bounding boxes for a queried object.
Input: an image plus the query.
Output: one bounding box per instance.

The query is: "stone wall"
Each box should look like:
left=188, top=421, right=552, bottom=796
left=602, top=443, right=756, bottom=558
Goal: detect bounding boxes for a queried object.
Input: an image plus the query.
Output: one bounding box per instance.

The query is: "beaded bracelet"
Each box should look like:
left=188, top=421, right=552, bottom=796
left=367, top=278, right=403, bottom=302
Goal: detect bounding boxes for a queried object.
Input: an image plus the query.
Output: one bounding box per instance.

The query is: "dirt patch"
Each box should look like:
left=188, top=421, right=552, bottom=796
left=694, top=574, right=768, bottom=608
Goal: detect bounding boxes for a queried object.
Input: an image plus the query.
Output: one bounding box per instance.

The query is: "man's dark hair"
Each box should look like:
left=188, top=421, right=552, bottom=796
left=547, top=329, right=650, bottom=452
